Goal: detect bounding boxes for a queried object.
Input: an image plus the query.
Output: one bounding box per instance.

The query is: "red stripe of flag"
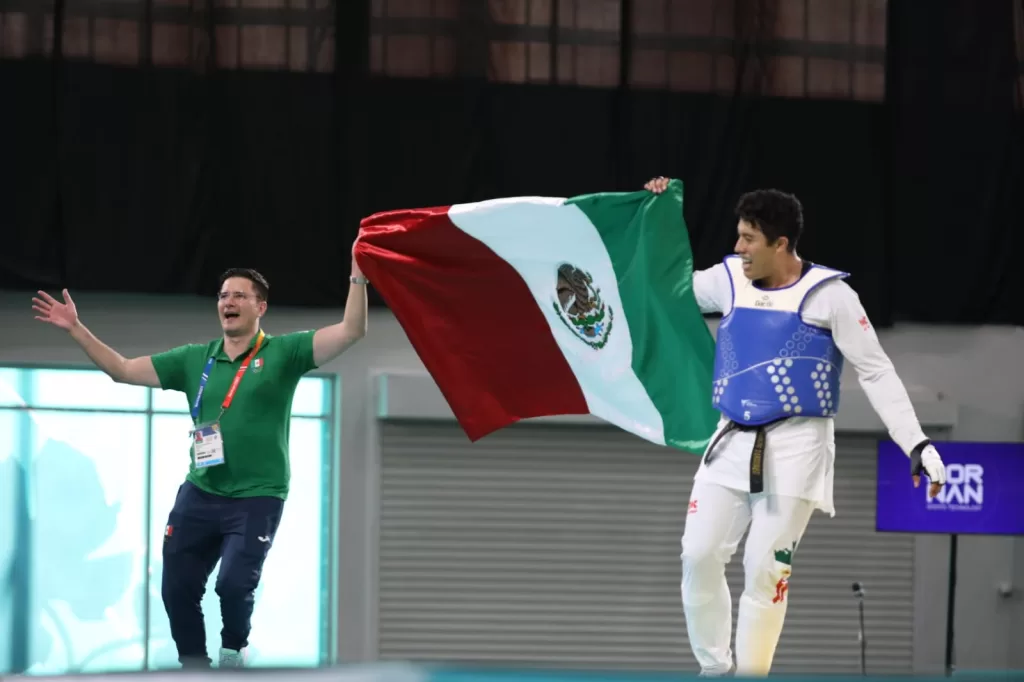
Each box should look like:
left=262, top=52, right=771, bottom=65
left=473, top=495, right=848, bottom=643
left=354, top=205, right=589, bottom=441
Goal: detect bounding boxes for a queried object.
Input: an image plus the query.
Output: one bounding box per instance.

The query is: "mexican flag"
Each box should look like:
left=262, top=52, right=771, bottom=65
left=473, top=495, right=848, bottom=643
left=354, top=179, right=719, bottom=454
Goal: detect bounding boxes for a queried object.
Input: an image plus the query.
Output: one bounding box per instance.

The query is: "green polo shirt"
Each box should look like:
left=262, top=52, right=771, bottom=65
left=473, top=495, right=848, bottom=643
left=150, top=329, right=317, bottom=500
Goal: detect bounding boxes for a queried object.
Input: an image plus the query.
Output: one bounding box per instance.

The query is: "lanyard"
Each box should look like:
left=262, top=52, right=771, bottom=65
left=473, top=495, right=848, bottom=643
left=190, top=330, right=265, bottom=422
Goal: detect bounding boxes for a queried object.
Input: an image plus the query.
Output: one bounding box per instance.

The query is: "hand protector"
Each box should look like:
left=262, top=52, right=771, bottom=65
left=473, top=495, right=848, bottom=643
left=911, top=442, right=946, bottom=498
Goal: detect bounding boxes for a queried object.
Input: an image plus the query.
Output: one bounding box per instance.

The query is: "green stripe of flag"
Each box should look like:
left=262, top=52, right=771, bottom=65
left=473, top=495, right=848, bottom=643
left=567, top=179, right=719, bottom=453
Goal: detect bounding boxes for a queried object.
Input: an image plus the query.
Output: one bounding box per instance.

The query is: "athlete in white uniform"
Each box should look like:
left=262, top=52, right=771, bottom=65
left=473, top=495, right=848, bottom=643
left=644, top=177, right=947, bottom=677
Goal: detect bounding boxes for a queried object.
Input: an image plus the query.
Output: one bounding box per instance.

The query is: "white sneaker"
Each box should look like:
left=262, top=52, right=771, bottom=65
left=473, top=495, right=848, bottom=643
left=218, top=647, right=248, bottom=668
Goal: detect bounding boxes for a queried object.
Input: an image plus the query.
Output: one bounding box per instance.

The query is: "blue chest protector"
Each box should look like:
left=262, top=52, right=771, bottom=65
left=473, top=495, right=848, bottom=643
left=712, top=256, right=849, bottom=427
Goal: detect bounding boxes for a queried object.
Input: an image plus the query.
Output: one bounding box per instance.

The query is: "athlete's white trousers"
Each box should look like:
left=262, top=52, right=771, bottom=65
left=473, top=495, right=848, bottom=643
left=680, top=478, right=815, bottom=676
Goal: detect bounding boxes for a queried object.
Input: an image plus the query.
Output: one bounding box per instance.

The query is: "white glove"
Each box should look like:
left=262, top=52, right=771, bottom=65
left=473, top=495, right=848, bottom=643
left=913, top=443, right=946, bottom=497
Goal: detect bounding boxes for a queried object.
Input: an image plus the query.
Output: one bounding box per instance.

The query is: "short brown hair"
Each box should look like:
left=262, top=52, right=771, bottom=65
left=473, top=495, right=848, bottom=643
left=218, top=268, right=270, bottom=300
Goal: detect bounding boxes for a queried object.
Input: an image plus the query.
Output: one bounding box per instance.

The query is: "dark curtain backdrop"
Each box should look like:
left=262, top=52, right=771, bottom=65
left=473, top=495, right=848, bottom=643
left=0, top=0, right=1022, bottom=325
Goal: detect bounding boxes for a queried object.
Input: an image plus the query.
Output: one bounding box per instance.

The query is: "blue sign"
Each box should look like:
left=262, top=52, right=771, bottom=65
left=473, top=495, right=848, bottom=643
left=876, top=440, right=1024, bottom=536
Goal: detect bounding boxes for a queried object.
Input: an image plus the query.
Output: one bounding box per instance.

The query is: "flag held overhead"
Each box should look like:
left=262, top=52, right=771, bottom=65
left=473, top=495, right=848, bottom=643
left=354, top=179, right=719, bottom=454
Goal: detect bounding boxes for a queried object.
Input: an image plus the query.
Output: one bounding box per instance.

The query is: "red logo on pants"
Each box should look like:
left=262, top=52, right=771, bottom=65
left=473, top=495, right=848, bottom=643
left=688, top=500, right=698, bottom=514
left=772, top=576, right=789, bottom=604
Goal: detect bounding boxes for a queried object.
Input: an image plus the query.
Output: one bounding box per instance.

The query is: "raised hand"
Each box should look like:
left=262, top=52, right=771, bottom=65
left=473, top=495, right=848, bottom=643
left=644, top=176, right=671, bottom=194
left=33, top=289, right=80, bottom=331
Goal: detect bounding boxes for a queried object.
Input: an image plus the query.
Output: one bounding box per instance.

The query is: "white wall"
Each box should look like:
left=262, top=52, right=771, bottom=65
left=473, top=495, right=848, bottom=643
left=1, top=291, right=1022, bottom=672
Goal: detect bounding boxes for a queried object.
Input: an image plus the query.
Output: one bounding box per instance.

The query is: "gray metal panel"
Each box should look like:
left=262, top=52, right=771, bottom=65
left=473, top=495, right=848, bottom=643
left=377, top=423, right=917, bottom=674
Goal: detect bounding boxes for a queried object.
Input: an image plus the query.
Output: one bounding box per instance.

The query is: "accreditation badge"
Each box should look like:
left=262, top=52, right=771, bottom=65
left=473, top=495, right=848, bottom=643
left=191, top=421, right=226, bottom=469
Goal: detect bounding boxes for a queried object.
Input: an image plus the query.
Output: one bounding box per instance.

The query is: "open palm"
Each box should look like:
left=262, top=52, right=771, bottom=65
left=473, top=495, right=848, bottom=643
left=33, top=289, right=79, bottom=330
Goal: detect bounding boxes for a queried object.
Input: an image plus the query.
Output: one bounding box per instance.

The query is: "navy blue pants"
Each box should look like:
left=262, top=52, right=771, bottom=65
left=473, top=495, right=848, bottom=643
left=161, top=481, right=284, bottom=667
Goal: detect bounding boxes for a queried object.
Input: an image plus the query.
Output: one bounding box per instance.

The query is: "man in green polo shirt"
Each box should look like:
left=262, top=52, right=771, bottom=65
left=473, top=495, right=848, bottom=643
left=31, top=261, right=368, bottom=669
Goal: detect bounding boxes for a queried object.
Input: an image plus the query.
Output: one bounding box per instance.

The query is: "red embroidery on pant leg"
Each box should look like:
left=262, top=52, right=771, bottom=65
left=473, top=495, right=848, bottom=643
left=772, top=576, right=789, bottom=604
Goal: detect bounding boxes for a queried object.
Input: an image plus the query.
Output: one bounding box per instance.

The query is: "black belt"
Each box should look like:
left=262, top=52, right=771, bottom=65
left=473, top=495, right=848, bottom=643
left=702, top=417, right=788, bottom=493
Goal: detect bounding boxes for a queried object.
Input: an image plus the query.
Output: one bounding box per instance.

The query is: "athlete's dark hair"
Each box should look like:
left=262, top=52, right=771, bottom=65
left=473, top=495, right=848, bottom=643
left=734, top=189, right=803, bottom=253
left=218, top=268, right=270, bottom=301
